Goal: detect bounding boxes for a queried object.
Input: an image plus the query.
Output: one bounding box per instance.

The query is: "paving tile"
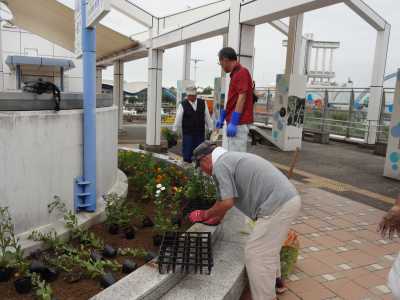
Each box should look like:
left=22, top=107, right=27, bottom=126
left=338, top=250, right=377, bottom=267
left=352, top=272, right=386, bottom=289
left=322, top=279, right=375, bottom=300
left=311, top=250, right=350, bottom=267
left=296, top=258, right=337, bottom=276
left=288, top=277, right=335, bottom=299
left=299, top=236, right=318, bottom=249
left=292, top=223, right=318, bottom=234
left=278, top=290, right=301, bottom=300
left=327, top=230, right=358, bottom=242
left=315, top=236, right=346, bottom=248
left=353, top=230, right=381, bottom=242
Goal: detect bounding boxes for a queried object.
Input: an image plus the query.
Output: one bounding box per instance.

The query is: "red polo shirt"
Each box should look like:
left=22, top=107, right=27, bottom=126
left=226, top=63, right=254, bottom=124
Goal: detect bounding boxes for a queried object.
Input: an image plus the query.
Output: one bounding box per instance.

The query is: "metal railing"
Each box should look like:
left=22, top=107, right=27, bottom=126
left=254, top=87, right=394, bottom=143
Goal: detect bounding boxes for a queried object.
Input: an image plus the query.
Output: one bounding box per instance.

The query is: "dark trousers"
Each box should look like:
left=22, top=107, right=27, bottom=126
left=182, top=133, right=205, bottom=163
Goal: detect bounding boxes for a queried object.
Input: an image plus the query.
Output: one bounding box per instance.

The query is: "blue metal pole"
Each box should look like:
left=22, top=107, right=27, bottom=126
left=81, top=0, right=96, bottom=212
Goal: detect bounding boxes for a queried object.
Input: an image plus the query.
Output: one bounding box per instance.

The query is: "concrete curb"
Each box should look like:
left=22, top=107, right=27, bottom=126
left=17, top=169, right=128, bottom=256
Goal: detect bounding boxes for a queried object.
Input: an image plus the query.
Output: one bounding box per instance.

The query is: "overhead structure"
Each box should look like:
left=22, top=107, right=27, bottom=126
left=6, top=0, right=389, bottom=150
left=96, top=0, right=390, bottom=149
left=4, top=0, right=139, bottom=60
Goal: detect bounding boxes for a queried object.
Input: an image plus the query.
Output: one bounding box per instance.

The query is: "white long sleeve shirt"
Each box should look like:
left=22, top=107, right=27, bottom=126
left=173, top=99, right=214, bottom=132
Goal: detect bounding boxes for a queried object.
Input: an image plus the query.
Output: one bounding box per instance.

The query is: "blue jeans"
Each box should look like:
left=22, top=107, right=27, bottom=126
left=182, top=133, right=205, bottom=163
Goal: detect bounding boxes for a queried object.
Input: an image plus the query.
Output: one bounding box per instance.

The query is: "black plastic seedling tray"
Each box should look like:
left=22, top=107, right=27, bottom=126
left=157, top=232, right=213, bottom=275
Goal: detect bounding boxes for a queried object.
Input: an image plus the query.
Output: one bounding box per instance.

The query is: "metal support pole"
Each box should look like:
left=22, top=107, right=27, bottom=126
left=182, top=43, right=191, bottom=81
left=60, top=67, right=64, bottom=92
left=346, top=89, right=355, bottom=138
left=321, top=89, right=329, bottom=134
left=75, top=0, right=97, bottom=212
left=16, top=64, right=21, bottom=90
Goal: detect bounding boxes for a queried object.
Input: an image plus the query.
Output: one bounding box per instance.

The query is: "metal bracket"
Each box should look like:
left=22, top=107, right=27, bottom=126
left=74, top=176, right=92, bottom=212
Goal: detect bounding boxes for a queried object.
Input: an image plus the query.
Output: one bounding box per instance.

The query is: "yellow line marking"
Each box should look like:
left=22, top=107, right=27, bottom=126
left=273, top=162, right=396, bottom=205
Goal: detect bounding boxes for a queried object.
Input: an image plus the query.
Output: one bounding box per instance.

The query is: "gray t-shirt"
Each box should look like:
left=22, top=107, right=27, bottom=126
left=212, top=151, right=298, bottom=220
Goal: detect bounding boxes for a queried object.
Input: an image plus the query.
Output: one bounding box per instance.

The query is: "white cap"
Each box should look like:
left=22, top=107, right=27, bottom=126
left=186, top=86, right=197, bottom=96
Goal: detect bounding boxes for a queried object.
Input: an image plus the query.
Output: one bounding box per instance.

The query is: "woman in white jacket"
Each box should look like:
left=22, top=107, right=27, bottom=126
left=379, top=198, right=400, bottom=299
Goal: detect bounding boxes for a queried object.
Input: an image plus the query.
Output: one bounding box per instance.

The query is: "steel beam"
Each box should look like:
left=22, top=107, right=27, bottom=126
left=366, top=23, right=391, bottom=144
left=152, top=11, right=229, bottom=50
left=240, top=0, right=343, bottom=26
left=158, top=0, right=230, bottom=34
left=111, top=0, right=154, bottom=28
left=344, top=0, right=386, bottom=31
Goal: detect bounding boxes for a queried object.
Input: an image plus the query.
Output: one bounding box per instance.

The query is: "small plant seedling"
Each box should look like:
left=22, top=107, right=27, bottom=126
left=31, top=272, right=54, bottom=300
left=118, top=247, right=147, bottom=258
left=48, top=197, right=104, bottom=249
left=0, top=207, right=19, bottom=280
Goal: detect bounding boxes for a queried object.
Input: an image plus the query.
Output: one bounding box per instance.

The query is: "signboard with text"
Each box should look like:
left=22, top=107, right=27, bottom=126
left=74, top=0, right=82, bottom=58
left=86, top=0, right=111, bottom=28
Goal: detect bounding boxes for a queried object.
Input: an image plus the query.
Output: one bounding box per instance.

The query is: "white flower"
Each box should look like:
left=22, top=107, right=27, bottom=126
left=156, top=184, right=162, bottom=189
left=156, top=190, right=161, bottom=194
left=161, top=186, right=166, bottom=191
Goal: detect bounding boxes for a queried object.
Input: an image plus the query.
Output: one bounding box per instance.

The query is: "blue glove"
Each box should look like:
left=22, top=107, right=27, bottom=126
left=215, top=109, right=226, bottom=129
left=227, top=112, right=241, bottom=137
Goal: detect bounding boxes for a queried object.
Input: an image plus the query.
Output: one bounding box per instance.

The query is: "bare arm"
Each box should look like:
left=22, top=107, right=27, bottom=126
left=235, top=93, right=246, bottom=113
left=204, top=198, right=235, bottom=220
left=173, top=104, right=183, bottom=132
left=204, top=104, right=214, bottom=130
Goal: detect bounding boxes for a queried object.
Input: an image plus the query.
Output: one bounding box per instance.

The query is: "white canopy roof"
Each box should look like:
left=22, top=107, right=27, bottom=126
left=4, top=0, right=139, bottom=60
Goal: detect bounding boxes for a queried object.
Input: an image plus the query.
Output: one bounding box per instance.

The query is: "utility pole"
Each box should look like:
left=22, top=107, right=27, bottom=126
left=191, top=58, right=203, bottom=83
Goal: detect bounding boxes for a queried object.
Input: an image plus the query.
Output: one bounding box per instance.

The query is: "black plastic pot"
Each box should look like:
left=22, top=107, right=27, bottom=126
left=124, top=227, right=136, bottom=240
left=103, top=245, right=117, bottom=258
left=108, top=224, right=119, bottom=235
left=122, top=259, right=137, bottom=274
left=0, top=267, right=14, bottom=282
left=144, top=252, right=157, bottom=263
left=167, top=138, right=177, bottom=149
left=90, top=250, right=103, bottom=262
left=171, top=216, right=182, bottom=227
left=153, top=235, right=163, bottom=247
left=142, top=216, right=154, bottom=228
left=14, top=276, right=32, bottom=294
left=42, top=267, right=59, bottom=282
left=100, top=272, right=116, bottom=288
left=29, top=260, right=47, bottom=274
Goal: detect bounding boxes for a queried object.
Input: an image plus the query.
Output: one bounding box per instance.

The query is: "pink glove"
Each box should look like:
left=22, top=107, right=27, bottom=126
left=202, top=217, right=221, bottom=226
left=188, top=210, right=207, bottom=223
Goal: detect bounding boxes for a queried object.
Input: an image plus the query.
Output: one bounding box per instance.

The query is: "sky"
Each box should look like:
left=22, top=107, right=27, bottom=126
left=59, top=0, right=400, bottom=89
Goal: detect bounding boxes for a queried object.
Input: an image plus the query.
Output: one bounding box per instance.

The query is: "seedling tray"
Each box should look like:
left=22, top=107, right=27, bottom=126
left=158, top=232, right=213, bottom=275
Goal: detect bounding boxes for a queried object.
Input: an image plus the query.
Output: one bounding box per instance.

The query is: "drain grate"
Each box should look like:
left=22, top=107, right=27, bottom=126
left=158, top=231, right=213, bottom=275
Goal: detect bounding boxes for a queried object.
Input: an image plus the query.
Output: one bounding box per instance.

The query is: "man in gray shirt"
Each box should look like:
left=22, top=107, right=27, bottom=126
left=189, top=142, right=301, bottom=300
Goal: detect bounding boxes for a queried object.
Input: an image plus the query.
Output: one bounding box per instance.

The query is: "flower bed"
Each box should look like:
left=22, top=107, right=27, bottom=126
left=0, top=150, right=217, bottom=300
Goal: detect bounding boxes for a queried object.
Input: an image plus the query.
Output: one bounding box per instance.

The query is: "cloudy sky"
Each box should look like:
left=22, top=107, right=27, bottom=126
left=60, top=0, right=399, bottom=89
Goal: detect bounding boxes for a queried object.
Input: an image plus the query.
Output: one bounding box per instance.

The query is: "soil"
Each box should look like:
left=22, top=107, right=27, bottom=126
left=0, top=193, right=191, bottom=300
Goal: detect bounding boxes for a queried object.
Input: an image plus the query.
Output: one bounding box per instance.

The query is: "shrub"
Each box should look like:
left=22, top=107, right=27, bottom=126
left=0, top=207, right=19, bottom=270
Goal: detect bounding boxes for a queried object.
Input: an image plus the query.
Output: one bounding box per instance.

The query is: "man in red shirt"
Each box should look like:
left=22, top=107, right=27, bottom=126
left=216, top=47, right=254, bottom=152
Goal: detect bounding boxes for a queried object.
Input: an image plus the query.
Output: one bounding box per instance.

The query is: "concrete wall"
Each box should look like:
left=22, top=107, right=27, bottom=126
left=0, top=106, right=118, bottom=234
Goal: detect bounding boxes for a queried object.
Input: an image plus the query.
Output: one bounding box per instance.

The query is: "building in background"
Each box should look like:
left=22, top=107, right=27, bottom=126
left=0, top=4, right=83, bottom=92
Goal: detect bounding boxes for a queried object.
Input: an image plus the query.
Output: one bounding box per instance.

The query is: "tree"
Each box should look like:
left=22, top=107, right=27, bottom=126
left=202, top=86, right=213, bottom=95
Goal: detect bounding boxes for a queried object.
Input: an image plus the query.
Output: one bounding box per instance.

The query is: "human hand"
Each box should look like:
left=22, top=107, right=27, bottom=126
left=215, top=109, right=226, bottom=129
left=227, top=122, right=238, bottom=137
left=188, top=210, right=207, bottom=223
left=378, top=204, right=400, bottom=239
